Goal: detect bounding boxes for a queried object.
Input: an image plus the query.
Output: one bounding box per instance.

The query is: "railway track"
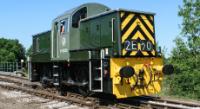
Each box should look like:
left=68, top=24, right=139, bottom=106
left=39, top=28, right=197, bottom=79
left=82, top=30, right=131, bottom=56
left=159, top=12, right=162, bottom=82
left=0, top=73, right=200, bottom=109
left=0, top=74, right=98, bottom=108
left=139, top=96, right=200, bottom=109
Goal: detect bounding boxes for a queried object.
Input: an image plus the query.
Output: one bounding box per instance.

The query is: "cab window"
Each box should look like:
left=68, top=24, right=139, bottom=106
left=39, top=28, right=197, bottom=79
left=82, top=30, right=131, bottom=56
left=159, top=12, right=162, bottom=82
left=72, top=7, right=87, bottom=28
left=60, top=18, right=69, bottom=34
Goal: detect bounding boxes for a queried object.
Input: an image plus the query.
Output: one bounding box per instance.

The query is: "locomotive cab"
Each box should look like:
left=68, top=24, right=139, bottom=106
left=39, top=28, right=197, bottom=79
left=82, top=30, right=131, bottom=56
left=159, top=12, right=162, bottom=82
left=51, top=3, right=110, bottom=60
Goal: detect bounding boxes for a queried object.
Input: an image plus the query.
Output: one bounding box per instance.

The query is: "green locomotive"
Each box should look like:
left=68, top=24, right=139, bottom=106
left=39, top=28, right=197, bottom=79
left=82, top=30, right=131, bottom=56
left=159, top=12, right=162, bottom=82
left=30, top=3, right=173, bottom=99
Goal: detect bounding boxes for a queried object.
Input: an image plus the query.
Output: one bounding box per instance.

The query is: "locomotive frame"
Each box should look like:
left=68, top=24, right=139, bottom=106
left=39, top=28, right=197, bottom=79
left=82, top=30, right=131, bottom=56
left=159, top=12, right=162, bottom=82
left=29, top=3, right=173, bottom=99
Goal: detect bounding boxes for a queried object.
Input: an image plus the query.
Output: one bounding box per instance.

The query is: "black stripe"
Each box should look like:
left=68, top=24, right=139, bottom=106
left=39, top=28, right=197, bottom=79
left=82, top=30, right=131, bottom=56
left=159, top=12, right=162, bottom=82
left=136, top=50, right=143, bottom=56
left=137, top=26, right=154, bottom=45
left=123, top=25, right=140, bottom=42
left=137, top=15, right=154, bottom=38
left=146, top=15, right=154, bottom=26
left=147, top=51, right=153, bottom=56
left=124, top=50, right=132, bottom=56
left=121, top=12, right=129, bottom=23
left=121, top=15, right=138, bottom=36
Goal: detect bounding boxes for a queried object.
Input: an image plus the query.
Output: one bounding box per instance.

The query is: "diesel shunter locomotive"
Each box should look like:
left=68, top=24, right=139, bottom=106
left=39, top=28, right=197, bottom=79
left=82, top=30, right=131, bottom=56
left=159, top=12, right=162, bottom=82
left=29, top=3, right=173, bottom=99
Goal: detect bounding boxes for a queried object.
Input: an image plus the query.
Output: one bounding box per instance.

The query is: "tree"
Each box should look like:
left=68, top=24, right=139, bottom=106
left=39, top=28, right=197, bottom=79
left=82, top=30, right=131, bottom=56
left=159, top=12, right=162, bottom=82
left=0, top=38, right=25, bottom=62
left=166, top=0, right=200, bottom=99
left=177, top=0, right=200, bottom=73
left=26, top=45, right=33, bottom=57
left=179, top=0, right=200, bottom=68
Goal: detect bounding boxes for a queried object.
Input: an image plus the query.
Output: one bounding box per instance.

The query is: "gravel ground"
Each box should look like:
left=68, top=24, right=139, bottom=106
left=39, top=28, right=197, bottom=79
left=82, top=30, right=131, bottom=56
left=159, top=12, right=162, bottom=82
left=0, top=88, right=89, bottom=109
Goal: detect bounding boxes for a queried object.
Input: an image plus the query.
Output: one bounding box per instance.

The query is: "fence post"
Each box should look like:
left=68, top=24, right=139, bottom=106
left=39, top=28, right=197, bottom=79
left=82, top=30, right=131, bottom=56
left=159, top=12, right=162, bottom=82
left=27, top=57, right=32, bottom=81
left=4, top=63, right=5, bottom=72
left=16, top=62, right=18, bottom=71
left=2, top=63, right=5, bottom=72
left=12, top=62, right=14, bottom=72
left=0, top=62, right=1, bottom=71
left=21, top=59, right=24, bottom=71
left=6, top=62, right=7, bottom=72
left=6, top=63, right=7, bottom=72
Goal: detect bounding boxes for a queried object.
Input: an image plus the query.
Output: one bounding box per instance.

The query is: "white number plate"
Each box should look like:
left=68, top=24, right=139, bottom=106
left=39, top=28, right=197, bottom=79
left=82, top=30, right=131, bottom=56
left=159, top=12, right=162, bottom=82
left=124, top=40, right=153, bottom=51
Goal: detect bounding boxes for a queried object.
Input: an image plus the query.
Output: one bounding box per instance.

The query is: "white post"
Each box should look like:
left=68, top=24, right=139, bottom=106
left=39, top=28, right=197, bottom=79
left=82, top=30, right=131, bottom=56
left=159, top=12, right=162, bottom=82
left=16, top=62, right=18, bottom=71
left=27, top=57, right=32, bottom=81
left=21, top=59, right=24, bottom=71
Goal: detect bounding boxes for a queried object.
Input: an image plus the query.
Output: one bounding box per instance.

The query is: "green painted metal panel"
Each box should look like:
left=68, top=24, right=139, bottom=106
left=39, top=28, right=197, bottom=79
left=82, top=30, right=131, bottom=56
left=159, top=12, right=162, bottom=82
left=79, top=11, right=120, bottom=54
left=70, top=51, right=89, bottom=61
left=32, top=31, right=51, bottom=62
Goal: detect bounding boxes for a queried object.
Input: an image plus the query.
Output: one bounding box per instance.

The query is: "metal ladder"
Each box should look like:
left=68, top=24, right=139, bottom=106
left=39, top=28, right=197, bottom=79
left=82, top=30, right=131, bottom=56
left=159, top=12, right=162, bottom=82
left=53, top=64, right=60, bottom=86
left=89, top=49, right=104, bottom=92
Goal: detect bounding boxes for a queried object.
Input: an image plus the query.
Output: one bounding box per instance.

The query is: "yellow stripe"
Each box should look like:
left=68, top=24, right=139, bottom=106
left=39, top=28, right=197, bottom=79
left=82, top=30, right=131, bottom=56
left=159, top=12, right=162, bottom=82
left=138, top=43, right=141, bottom=50
left=150, top=16, right=154, bottom=21
left=120, top=12, right=125, bottom=18
left=122, top=19, right=138, bottom=43
left=121, top=14, right=134, bottom=30
left=137, top=19, right=155, bottom=44
left=123, top=49, right=137, bottom=56
left=151, top=50, right=155, bottom=55
left=132, top=31, right=145, bottom=40
left=141, top=15, right=154, bottom=33
left=142, top=51, right=149, bottom=56
left=122, top=49, right=127, bottom=55
left=130, top=51, right=137, bottom=55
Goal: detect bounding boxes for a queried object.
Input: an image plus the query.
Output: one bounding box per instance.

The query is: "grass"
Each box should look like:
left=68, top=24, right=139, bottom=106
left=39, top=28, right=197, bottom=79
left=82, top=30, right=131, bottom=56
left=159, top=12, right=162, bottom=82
left=158, top=76, right=200, bottom=101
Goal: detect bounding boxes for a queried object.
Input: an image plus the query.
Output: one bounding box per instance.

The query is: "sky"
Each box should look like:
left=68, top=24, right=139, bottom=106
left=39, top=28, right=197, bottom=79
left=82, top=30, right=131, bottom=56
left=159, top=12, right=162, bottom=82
left=0, top=0, right=182, bottom=56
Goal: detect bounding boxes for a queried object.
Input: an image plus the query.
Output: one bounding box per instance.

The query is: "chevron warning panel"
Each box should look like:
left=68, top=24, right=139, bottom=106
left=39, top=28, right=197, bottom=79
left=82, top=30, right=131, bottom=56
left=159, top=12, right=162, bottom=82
left=120, top=11, right=156, bottom=57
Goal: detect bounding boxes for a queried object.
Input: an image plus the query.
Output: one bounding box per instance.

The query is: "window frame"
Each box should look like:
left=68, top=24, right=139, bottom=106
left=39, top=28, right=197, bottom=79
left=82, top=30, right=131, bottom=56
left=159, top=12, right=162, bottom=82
left=59, top=18, right=69, bottom=35
left=72, top=7, right=87, bottom=28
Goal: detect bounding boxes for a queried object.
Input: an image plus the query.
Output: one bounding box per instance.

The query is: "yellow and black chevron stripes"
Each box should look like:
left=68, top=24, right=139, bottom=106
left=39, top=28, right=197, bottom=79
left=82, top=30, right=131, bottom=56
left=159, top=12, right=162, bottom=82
left=120, top=11, right=155, bottom=57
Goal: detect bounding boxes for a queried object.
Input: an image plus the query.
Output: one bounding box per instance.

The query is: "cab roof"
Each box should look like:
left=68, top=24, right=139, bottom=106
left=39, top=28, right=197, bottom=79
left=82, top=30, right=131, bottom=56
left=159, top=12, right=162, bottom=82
left=53, top=3, right=110, bottom=21
left=81, top=8, right=155, bottom=22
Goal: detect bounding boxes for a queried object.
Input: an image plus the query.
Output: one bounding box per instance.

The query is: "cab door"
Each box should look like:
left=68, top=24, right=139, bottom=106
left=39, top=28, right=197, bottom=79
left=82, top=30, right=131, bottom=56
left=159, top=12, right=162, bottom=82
left=58, top=18, right=70, bottom=59
left=52, top=18, right=69, bottom=59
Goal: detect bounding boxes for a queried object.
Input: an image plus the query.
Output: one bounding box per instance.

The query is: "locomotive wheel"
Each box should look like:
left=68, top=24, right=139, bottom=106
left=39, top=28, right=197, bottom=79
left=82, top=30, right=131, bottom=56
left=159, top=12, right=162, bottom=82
left=41, top=77, right=48, bottom=88
left=75, top=67, right=90, bottom=96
